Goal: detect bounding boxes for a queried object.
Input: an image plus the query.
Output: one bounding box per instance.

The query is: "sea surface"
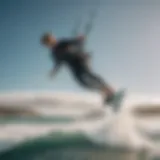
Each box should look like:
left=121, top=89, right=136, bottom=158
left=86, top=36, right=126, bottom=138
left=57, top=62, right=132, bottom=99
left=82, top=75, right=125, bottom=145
left=0, top=92, right=160, bottom=160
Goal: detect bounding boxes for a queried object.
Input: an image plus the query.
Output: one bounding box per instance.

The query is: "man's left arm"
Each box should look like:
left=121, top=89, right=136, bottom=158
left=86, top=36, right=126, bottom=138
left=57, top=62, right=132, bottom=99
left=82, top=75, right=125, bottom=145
left=68, top=35, right=85, bottom=47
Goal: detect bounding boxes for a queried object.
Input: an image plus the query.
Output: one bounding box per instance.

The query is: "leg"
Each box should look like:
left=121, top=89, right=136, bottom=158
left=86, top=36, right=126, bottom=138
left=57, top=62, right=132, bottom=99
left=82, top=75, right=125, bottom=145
left=84, top=71, right=115, bottom=97
left=74, top=72, right=92, bottom=88
left=74, top=69, right=115, bottom=102
left=77, top=58, right=115, bottom=97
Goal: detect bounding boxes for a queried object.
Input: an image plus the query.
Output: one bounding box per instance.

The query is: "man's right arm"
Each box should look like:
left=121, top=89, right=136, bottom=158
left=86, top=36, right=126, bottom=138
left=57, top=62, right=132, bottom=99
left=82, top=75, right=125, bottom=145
left=49, top=52, right=62, bottom=78
left=49, top=62, right=62, bottom=78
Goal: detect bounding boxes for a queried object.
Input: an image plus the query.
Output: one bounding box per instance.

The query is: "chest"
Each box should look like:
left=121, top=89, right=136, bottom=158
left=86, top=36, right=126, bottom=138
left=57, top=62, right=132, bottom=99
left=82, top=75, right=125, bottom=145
left=55, top=41, right=70, bottom=53
left=54, top=45, right=77, bottom=60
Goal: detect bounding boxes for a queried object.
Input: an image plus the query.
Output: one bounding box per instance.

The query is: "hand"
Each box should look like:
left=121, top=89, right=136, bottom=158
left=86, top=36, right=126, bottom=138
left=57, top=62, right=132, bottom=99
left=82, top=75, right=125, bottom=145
left=77, top=35, right=85, bottom=41
left=85, top=52, right=91, bottom=59
left=49, top=70, right=55, bottom=79
left=48, top=64, right=61, bottom=79
left=81, top=52, right=91, bottom=60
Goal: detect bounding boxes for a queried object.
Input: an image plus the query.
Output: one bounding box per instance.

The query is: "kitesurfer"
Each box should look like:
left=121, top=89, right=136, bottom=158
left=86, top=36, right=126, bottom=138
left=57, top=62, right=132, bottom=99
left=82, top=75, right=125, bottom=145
left=41, top=33, right=122, bottom=106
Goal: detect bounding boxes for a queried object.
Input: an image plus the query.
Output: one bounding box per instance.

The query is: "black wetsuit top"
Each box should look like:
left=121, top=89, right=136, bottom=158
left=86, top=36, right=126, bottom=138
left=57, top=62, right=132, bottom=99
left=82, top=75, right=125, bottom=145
left=51, top=38, right=106, bottom=91
left=51, top=38, right=85, bottom=73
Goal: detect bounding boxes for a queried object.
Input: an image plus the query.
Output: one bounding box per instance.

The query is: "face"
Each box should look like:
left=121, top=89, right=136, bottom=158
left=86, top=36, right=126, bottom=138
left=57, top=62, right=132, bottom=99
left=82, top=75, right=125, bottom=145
left=43, top=35, right=57, bottom=48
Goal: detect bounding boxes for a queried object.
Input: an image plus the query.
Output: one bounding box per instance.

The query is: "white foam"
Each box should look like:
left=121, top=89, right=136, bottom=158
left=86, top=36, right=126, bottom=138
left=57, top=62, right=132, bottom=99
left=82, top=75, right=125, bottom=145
left=0, top=91, right=160, bottom=156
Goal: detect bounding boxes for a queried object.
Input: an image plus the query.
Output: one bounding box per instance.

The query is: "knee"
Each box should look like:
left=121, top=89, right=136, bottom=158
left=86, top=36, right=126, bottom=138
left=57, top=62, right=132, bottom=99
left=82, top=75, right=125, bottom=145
left=75, top=75, right=90, bottom=88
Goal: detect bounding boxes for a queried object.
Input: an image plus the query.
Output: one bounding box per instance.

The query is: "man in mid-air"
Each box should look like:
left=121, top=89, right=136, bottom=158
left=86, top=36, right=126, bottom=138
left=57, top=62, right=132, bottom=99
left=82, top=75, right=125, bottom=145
left=41, top=33, right=124, bottom=108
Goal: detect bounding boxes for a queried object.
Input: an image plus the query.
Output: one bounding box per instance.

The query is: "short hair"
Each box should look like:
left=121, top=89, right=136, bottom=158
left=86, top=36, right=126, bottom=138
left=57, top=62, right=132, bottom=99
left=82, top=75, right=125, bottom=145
left=41, top=33, right=52, bottom=44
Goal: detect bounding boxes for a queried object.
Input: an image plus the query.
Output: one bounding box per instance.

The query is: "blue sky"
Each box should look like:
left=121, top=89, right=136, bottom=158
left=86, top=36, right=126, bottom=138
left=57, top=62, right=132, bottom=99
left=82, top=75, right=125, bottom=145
left=0, top=0, right=160, bottom=93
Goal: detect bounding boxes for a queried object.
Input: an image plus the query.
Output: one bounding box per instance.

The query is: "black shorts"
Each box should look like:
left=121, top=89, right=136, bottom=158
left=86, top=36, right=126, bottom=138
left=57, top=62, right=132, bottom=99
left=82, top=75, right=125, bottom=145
left=73, top=67, right=106, bottom=90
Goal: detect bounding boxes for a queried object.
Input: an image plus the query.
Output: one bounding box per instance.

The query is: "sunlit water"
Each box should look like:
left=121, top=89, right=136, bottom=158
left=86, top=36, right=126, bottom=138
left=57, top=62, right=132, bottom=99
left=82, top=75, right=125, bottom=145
left=0, top=92, right=160, bottom=160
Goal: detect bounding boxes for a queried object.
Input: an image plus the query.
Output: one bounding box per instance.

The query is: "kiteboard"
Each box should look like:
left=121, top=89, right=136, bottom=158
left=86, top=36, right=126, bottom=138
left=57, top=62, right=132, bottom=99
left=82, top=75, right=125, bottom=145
left=106, top=89, right=126, bottom=112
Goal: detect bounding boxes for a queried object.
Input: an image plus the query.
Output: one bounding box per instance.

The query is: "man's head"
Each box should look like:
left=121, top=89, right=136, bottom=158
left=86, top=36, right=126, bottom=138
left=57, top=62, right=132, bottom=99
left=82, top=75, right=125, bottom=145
left=41, top=33, right=57, bottom=48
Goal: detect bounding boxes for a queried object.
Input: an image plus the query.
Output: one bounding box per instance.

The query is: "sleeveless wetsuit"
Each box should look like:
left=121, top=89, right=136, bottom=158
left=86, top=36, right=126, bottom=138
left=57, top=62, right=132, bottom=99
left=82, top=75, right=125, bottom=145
left=51, top=38, right=107, bottom=90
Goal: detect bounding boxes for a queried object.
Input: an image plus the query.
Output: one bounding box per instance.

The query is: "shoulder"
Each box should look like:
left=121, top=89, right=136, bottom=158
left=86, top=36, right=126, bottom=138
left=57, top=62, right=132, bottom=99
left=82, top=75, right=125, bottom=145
left=56, top=39, right=71, bottom=46
left=54, top=39, right=70, bottom=51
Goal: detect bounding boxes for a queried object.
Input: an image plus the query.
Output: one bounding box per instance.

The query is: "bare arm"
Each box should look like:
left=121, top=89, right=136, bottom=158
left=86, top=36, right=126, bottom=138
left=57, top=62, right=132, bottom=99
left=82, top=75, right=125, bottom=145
left=67, top=35, right=85, bottom=49
left=49, top=62, right=61, bottom=78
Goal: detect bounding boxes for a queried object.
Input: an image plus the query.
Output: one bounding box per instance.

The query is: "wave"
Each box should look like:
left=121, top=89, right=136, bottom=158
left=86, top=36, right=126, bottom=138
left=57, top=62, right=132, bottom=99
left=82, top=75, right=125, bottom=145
left=0, top=129, right=154, bottom=160
left=0, top=112, right=157, bottom=160
left=0, top=91, right=160, bottom=160
left=0, top=132, right=92, bottom=160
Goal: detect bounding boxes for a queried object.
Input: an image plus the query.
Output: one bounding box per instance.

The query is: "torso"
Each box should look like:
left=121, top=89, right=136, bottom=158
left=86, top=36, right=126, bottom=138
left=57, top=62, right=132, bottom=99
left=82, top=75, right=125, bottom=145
left=52, top=40, right=86, bottom=72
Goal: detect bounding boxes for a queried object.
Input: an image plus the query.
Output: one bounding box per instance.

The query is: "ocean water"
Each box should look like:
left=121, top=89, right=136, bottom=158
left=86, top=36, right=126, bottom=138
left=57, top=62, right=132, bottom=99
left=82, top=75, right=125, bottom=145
left=0, top=92, right=160, bottom=160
